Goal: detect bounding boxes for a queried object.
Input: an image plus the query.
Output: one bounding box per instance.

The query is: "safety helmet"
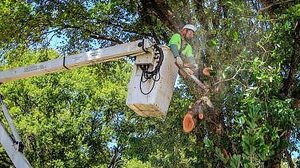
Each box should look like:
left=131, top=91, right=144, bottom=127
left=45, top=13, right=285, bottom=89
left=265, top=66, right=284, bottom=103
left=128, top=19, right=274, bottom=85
left=182, top=24, right=197, bottom=32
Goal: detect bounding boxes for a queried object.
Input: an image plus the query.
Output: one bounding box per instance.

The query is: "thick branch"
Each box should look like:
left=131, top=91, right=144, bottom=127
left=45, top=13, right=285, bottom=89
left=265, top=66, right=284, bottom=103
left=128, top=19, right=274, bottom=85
left=140, top=0, right=183, bottom=32
left=62, top=24, right=124, bottom=44
left=89, top=34, right=123, bottom=44
left=194, top=0, right=208, bottom=30
left=282, top=19, right=300, bottom=97
left=153, top=0, right=183, bottom=30
left=260, top=0, right=294, bottom=12
left=285, top=149, right=295, bottom=168
left=108, top=146, right=123, bottom=168
left=260, top=0, right=295, bottom=19
left=212, top=0, right=223, bottom=29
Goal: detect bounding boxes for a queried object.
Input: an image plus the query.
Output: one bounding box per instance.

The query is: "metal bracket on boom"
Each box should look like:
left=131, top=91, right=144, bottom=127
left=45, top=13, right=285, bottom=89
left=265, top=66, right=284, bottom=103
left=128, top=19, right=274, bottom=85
left=138, top=39, right=149, bottom=53
left=0, top=95, right=32, bottom=168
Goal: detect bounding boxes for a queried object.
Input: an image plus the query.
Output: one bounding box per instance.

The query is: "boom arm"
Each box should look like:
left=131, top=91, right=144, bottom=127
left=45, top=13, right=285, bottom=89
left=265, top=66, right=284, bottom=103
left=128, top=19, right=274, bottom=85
left=0, top=39, right=152, bottom=84
left=0, top=97, right=32, bottom=168
left=0, top=39, right=155, bottom=167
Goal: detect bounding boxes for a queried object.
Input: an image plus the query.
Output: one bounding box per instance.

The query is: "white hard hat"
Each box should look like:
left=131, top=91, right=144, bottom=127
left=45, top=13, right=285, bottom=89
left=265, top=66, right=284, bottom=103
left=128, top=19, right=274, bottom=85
left=182, top=24, right=197, bottom=32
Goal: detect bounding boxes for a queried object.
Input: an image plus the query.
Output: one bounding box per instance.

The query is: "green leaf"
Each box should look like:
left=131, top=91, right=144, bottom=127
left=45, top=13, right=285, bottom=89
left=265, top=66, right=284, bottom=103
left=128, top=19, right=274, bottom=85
left=230, top=155, right=241, bottom=168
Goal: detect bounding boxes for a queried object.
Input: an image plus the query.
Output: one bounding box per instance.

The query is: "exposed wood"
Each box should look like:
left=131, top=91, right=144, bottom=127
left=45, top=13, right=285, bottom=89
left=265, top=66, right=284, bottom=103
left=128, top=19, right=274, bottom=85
left=183, top=112, right=197, bottom=133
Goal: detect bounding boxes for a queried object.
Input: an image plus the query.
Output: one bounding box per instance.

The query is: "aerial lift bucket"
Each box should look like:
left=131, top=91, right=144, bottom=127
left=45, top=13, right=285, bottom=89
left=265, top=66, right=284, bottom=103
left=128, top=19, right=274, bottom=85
left=126, top=46, right=178, bottom=117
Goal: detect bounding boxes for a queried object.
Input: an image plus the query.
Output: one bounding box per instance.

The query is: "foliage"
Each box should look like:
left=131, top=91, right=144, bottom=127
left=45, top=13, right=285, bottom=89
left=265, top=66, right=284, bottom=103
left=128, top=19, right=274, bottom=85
left=0, top=0, right=300, bottom=167
left=0, top=48, right=133, bottom=167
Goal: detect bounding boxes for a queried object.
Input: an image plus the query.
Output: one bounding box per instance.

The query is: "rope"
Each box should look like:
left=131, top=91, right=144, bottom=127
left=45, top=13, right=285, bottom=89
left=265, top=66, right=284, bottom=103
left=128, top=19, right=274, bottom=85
left=63, top=56, right=69, bottom=70
left=139, top=44, right=164, bottom=95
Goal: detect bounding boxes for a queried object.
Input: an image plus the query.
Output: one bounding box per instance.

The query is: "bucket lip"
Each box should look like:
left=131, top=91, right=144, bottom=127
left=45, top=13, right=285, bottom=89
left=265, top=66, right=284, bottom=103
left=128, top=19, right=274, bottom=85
left=158, top=45, right=170, bottom=49
left=126, top=44, right=177, bottom=117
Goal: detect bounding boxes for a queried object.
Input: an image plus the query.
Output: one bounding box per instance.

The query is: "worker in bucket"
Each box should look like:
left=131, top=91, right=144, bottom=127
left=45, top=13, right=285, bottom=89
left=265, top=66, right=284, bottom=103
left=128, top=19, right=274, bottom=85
left=168, top=24, right=211, bottom=77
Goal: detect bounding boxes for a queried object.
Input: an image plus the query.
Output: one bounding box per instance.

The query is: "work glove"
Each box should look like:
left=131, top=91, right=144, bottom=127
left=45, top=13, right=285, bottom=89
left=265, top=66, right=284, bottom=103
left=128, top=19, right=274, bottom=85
left=184, top=68, right=194, bottom=76
left=175, top=57, right=183, bottom=67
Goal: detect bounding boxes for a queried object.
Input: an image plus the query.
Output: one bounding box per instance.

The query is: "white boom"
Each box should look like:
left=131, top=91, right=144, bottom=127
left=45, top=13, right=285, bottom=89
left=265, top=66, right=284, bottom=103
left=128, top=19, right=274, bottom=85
left=0, top=39, right=179, bottom=167
left=0, top=39, right=152, bottom=84
left=0, top=123, right=31, bottom=168
left=0, top=97, right=32, bottom=168
left=0, top=39, right=155, bottom=167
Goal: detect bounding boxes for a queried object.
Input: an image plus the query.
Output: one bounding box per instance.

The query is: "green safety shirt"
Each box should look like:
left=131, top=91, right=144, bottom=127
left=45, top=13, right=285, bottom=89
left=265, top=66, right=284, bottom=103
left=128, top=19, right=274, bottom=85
left=168, top=33, right=193, bottom=57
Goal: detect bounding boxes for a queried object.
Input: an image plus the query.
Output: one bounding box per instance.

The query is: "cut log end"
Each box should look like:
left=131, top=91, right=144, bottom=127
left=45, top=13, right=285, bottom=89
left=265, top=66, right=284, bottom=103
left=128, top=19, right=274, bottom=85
left=198, top=112, right=204, bottom=120
left=183, top=113, right=195, bottom=133
left=202, top=67, right=212, bottom=76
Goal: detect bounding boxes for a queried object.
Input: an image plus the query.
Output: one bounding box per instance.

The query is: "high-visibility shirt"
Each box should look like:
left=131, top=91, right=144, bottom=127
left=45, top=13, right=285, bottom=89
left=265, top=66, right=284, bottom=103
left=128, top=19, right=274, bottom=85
left=168, top=33, right=193, bottom=57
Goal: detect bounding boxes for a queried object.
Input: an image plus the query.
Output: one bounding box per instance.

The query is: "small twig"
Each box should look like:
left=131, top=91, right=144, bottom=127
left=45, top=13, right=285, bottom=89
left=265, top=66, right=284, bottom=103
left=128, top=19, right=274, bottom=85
left=213, top=68, right=248, bottom=86
left=63, top=24, right=124, bottom=44
left=233, top=78, right=248, bottom=89
left=257, top=42, right=267, bottom=53
left=259, top=0, right=294, bottom=11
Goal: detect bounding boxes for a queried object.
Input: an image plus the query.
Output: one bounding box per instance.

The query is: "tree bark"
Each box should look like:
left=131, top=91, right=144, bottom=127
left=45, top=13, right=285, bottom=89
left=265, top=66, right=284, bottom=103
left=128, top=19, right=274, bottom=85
left=261, top=0, right=300, bottom=165
left=285, top=149, right=295, bottom=168
left=139, top=0, right=183, bottom=32
left=282, top=18, right=300, bottom=97
left=194, top=0, right=208, bottom=30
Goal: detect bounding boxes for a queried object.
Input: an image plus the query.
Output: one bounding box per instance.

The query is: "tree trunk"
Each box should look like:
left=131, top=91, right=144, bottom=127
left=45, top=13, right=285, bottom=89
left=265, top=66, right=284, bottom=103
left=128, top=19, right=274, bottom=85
left=285, top=149, right=295, bottom=168
left=139, top=0, right=183, bottom=32
left=282, top=18, right=300, bottom=97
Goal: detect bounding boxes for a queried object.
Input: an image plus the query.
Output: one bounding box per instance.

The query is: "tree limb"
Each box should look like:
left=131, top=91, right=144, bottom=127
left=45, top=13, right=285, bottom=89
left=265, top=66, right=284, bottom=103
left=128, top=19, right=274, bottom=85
left=260, top=0, right=294, bottom=12
left=194, top=0, right=208, bottom=30
left=285, top=149, right=295, bottom=168
left=140, top=0, right=183, bottom=32
left=282, top=19, right=300, bottom=97
left=62, top=24, right=124, bottom=44
left=213, top=68, right=248, bottom=86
